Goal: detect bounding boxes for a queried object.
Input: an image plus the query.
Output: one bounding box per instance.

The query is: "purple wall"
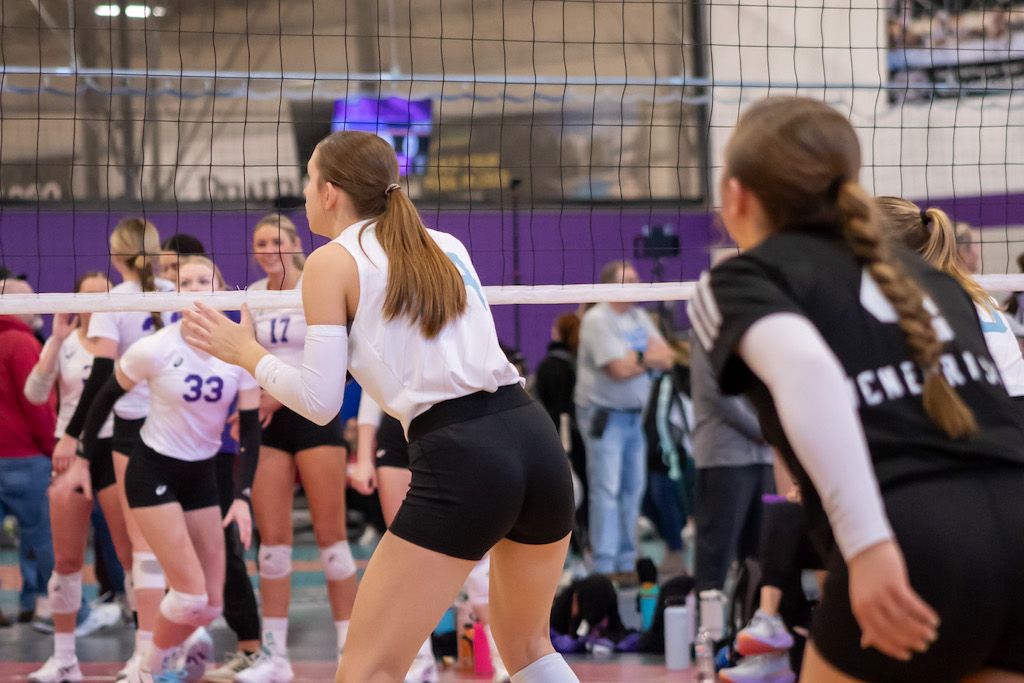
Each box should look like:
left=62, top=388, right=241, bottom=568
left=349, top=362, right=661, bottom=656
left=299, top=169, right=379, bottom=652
left=0, top=207, right=716, bottom=371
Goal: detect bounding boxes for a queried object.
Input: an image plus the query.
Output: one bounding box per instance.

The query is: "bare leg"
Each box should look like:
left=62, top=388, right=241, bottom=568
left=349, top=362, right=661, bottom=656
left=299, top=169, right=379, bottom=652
left=758, top=585, right=784, bottom=616
left=114, top=451, right=161, bottom=634
left=800, top=641, right=868, bottom=683
left=48, top=484, right=92, bottom=633
left=377, top=466, right=412, bottom=527
left=335, top=533, right=475, bottom=682
left=251, top=446, right=296, bottom=620
left=962, top=671, right=1024, bottom=682
left=297, top=445, right=357, bottom=622
left=487, top=535, right=572, bottom=676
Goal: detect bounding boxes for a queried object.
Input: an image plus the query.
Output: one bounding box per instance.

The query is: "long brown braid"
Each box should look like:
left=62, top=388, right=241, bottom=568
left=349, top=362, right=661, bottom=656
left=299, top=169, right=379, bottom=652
left=110, top=218, right=164, bottom=331
left=726, top=97, right=976, bottom=438
left=838, top=183, right=976, bottom=437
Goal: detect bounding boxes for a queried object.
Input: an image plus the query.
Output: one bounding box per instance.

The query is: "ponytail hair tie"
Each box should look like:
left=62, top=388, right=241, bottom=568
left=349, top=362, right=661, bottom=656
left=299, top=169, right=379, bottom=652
left=826, top=175, right=847, bottom=202
left=920, top=209, right=932, bottom=228
left=384, top=183, right=401, bottom=197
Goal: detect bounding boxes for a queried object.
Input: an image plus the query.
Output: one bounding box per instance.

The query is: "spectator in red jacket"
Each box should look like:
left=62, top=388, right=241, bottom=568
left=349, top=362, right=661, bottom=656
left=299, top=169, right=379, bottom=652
left=0, top=278, right=57, bottom=622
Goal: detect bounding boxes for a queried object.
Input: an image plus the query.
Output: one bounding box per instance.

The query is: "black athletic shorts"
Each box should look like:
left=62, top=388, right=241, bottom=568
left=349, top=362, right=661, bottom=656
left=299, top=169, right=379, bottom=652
left=124, top=441, right=219, bottom=512
left=111, top=416, right=145, bottom=457
left=374, top=414, right=409, bottom=470
left=261, top=405, right=346, bottom=454
left=389, top=384, right=576, bottom=561
left=812, top=466, right=1024, bottom=682
left=90, top=437, right=116, bottom=492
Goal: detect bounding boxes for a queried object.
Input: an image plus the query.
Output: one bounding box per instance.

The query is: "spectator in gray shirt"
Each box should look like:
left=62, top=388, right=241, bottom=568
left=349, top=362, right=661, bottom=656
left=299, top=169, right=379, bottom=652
left=689, top=328, right=774, bottom=590
left=575, top=261, right=673, bottom=576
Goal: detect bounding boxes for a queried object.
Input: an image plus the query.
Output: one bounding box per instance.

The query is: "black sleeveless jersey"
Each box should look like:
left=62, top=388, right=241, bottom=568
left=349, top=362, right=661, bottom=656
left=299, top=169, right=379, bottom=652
left=688, top=230, right=1024, bottom=554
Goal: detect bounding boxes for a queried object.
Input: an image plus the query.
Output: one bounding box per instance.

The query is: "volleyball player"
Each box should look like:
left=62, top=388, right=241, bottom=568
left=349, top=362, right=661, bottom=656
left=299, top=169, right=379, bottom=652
left=235, top=213, right=357, bottom=682
left=687, top=96, right=1024, bottom=682
left=877, top=197, right=1024, bottom=405
left=183, top=130, right=578, bottom=683
left=59, top=256, right=259, bottom=683
left=353, top=396, right=510, bottom=683
left=24, top=272, right=125, bottom=683
left=51, top=218, right=178, bottom=678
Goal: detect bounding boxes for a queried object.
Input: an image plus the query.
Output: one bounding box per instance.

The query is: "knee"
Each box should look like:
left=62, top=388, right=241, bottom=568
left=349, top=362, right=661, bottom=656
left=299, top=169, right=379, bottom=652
left=132, top=552, right=166, bottom=591
left=53, top=553, right=83, bottom=575
left=320, top=541, right=356, bottom=581
left=48, top=572, right=83, bottom=614
left=312, top=522, right=346, bottom=548
left=259, top=545, right=292, bottom=580
left=160, top=589, right=221, bottom=627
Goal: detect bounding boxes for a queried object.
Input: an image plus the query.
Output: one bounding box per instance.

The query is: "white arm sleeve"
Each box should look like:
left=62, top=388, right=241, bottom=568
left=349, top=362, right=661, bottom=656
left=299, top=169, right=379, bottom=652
left=254, top=324, right=348, bottom=427
left=23, top=338, right=57, bottom=405
left=739, top=313, right=894, bottom=560
left=357, top=391, right=383, bottom=426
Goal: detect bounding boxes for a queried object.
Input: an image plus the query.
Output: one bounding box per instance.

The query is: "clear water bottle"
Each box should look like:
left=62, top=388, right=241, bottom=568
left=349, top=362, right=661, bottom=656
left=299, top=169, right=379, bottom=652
left=694, top=626, right=716, bottom=682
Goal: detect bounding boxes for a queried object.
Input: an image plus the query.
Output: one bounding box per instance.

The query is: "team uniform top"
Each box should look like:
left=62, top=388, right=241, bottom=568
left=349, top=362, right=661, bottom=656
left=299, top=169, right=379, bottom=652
left=53, top=333, right=114, bottom=439
left=87, top=278, right=177, bottom=419
left=119, top=322, right=258, bottom=462
left=688, top=230, right=1024, bottom=553
left=249, top=276, right=307, bottom=367
left=975, top=301, right=1024, bottom=398
left=335, top=219, right=522, bottom=432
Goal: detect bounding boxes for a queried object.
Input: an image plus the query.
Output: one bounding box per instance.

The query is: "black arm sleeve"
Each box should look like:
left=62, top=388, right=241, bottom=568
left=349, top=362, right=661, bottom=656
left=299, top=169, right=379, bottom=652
left=64, top=357, right=115, bottom=438
left=79, top=376, right=126, bottom=463
left=235, top=409, right=260, bottom=501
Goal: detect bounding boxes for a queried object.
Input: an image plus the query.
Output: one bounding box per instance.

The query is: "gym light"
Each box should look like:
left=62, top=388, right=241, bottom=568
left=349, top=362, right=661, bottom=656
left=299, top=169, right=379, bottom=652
left=94, top=5, right=166, bottom=18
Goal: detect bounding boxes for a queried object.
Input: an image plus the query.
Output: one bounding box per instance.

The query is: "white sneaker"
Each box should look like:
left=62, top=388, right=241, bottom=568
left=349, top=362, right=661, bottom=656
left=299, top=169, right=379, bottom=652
left=719, top=652, right=796, bottom=683
left=117, top=653, right=142, bottom=681
left=736, top=610, right=794, bottom=656
left=75, top=602, right=123, bottom=637
left=28, top=656, right=83, bottom=683
left=202, top=651, right=257, bottom=682
left=177, top=627, right=214, bottom=682
left=232, top=648, right=294, bottom=683
left=404, top=651, right=438, bottom=683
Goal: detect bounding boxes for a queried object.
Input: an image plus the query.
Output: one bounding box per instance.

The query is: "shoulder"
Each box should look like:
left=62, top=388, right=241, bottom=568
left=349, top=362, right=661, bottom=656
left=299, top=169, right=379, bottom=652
left=155, top=278, right=176, bottom=292
left=248, top=277, right=268, bottom=291
left=110, top=281, right=139, bottom=294
left=427, top=228, right=467, bottom=254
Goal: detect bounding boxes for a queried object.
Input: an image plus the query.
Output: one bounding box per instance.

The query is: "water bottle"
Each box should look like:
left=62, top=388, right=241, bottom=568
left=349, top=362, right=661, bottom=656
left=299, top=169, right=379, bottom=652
left=694, top=626, right=716, bottom=682
left=663, top=605, right=692, bottom=670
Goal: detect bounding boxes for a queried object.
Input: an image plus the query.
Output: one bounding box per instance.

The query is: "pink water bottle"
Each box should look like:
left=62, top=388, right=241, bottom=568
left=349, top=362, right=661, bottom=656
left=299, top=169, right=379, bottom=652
left=473, top=622, right=493, bottom=676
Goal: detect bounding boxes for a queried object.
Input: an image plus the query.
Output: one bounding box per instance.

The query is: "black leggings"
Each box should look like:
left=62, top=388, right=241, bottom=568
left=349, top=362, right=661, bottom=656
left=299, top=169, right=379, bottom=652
left=215, top=451, right=260, bottom=643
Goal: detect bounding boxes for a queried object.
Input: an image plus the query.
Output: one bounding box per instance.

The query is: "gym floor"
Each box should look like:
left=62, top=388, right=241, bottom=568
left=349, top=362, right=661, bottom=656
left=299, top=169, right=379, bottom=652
left=1, top=508, right=697, bottom=682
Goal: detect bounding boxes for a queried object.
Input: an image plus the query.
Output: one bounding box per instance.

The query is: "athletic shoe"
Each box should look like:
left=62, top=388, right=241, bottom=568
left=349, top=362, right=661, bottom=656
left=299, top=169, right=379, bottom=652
left=177, top=627, right=214, bottom=682
left=735, top=610, right=794, bottom=656
left=117, top=653, right=142, bottom=681
left=125, top=668, right=187, bottom=683
left=201, top=651, right=257, bottom=682
left=719, top=652, right=796, bottom=683
left=75, top=602, right=124, bottom=637
left=28, top=656, right=83, bottom=682
left=232, top=648, right=294, bottom=683
left=403, top=651, right=439, bottom=683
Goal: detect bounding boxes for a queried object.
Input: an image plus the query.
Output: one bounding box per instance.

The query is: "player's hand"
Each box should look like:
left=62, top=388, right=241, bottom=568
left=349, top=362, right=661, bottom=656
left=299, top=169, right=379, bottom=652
left=224, top=499, right=253, bottom=550
left=228, top=411, right=241, bottom=442
left=349, top=459, right=377, bottom=495
left=52, top=457, right=93, bottom=501
left=51, top=435, right=79, bottom=475
left=52, top=313, right=79, bottom=341
left=259, top=390, right=282, bottom=427
left=847, top=540, right=939, bottom=661
left=183, top=302, right=258, bottom=366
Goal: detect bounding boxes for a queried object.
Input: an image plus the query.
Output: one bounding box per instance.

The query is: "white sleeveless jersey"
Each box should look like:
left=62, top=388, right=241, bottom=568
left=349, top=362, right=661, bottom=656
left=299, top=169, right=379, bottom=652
left=335, top=219, right=522, bottom=432
left=87, top=278, right=177, bottom=419
left=55, top=333, right=114, bottom=439
left=119, top=322, right=258, bottom=462
left=977, top=301, right=1024, bottom=398
left=249, top=276, right=308, bottom=367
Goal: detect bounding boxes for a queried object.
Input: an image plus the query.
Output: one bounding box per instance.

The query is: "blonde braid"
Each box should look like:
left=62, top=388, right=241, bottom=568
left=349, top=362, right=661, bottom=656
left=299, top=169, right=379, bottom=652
left=134, top=253, right=164, bottom=331
left=838, top=182, right=976, bottom=438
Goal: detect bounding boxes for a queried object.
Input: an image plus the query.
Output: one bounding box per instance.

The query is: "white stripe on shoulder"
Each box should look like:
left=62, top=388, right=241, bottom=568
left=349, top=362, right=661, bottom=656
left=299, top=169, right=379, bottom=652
left=687, top=271, right=721, bottom=350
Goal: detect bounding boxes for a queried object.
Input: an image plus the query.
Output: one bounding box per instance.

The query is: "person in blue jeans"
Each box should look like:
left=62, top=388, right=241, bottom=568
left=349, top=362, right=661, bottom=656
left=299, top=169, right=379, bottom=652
left=0, top=277, right=57, bottom=623
left=574, top=262, right=673, bottom=577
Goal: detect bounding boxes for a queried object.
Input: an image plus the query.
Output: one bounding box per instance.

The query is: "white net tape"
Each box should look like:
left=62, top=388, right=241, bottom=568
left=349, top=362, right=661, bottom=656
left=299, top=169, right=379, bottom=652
left=0, top=282, right=702, bottom=316
left=3, top=276, right=1024, bottom=316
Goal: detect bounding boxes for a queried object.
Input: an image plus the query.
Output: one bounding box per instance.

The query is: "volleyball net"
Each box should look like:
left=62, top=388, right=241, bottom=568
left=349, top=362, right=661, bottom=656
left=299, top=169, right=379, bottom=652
left=2, top=0, right=1024, bottom=360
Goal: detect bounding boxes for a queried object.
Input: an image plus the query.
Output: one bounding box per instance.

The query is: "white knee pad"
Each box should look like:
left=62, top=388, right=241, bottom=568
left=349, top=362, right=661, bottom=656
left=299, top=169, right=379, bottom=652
left=48, top=572, right=83, bottom=615
left=199, top=603, right=223, bottom=627
left=159, top=589, right=209, bottom=627
left=466, top=556, right=490, bottom=605
left=320, top=541, right=355, bottom=581
left=259, top=545, right=292, bottom=580
left=132, top=552, right=166, bottom=590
